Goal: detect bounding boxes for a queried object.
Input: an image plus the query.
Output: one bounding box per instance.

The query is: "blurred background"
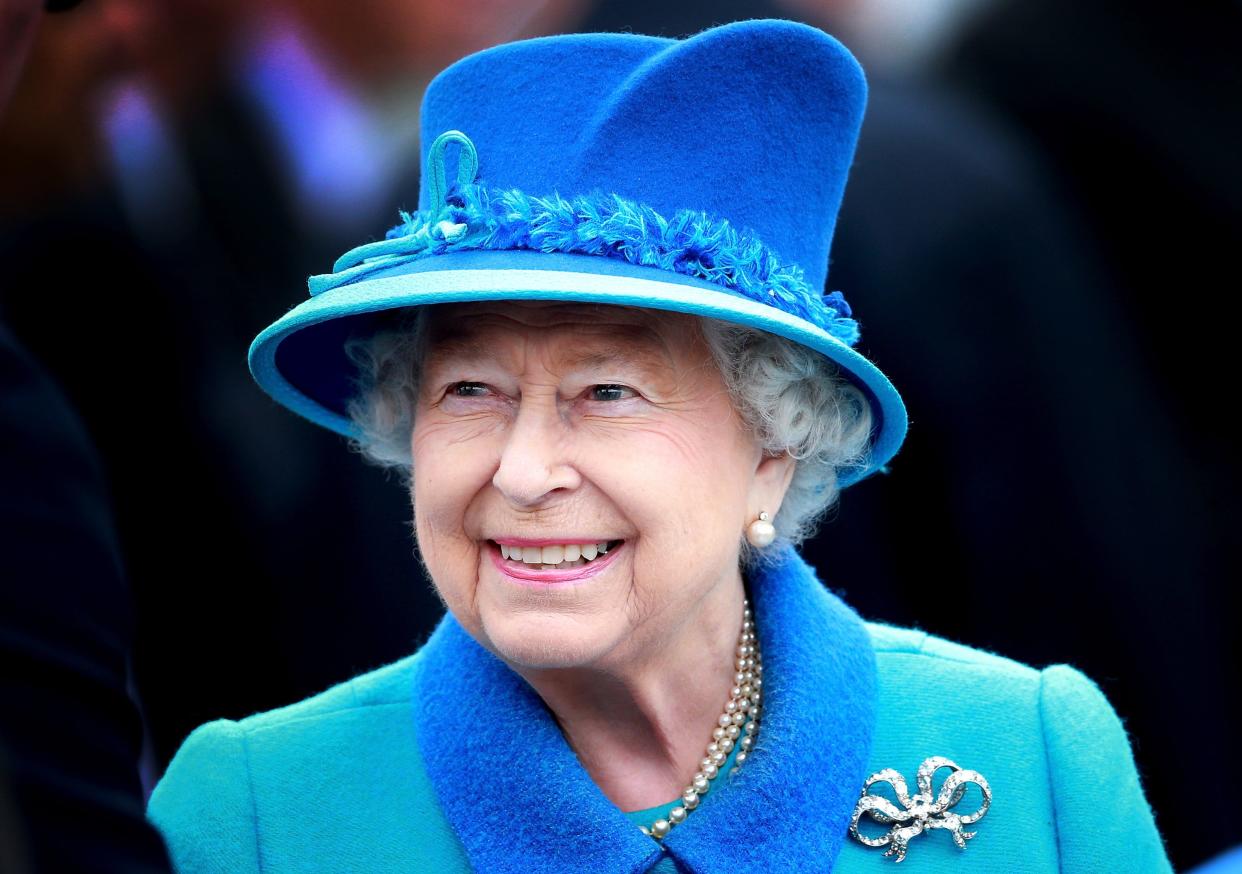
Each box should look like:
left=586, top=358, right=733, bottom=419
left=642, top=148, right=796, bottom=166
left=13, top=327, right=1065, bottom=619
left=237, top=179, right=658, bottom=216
left=1, top=0, right=1238, bottom=870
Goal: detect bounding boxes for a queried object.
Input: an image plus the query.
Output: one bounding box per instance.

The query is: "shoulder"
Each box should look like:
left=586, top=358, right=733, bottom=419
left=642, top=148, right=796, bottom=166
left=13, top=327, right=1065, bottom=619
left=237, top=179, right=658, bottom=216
left=865, top=619, right=1039, bottom=675
left=861, top=618, right=1130, bottom=779
left=861, top=620, right=1159, bottom=749
left=233, top=647, right=422, bottom=732
left=863, top=619, right=1132, bottom=715
left=862, top=619, right=1047, bottom=732
left=153, top=648, right=422, bottom=779
left=149, top=640, right=422, bottom=769
left=146, top=649, right=463, bottom=873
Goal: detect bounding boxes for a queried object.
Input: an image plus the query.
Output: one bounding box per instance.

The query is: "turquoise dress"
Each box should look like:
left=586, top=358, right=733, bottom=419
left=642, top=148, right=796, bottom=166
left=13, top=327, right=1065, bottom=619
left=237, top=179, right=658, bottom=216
left=147, top=541, right=1173, bottom=872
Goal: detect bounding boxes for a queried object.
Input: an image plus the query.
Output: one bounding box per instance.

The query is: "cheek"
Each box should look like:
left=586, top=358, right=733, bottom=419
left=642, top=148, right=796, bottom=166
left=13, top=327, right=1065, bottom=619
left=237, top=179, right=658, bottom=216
left=606, top=415, right=754, bottom=554
left=594, top=420, right=750, bottom=641
left=411, top=421, right=495, bottom=606
left=411, top=417, right=496, bottom=516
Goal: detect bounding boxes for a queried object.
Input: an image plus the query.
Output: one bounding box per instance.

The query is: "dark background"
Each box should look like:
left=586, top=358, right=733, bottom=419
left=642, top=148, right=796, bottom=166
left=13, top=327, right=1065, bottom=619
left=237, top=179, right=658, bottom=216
left=1, top=0, right=1237, bottom=870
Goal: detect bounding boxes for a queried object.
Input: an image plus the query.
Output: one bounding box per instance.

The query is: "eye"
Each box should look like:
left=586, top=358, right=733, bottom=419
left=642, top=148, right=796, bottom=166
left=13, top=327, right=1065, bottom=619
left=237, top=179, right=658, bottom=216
left=589, top=384, right=637, bottom=402
left=448, top=381, right=489, bottom=397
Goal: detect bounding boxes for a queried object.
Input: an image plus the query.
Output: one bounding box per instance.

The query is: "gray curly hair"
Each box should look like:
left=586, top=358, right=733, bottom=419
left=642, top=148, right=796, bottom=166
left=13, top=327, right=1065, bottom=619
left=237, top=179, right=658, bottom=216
left=342, top=305, right=874, bottom=571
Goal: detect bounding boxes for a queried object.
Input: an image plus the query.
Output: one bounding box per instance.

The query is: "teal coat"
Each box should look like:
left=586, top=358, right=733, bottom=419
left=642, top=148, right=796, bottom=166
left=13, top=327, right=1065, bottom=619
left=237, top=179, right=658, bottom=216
left=147, top=542, right=1173, bottom=872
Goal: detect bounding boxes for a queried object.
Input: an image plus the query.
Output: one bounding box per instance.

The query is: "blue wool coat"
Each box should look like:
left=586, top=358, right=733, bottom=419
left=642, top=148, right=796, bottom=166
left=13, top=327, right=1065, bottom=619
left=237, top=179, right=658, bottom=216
left=146, top=542, right=1173, bottom=872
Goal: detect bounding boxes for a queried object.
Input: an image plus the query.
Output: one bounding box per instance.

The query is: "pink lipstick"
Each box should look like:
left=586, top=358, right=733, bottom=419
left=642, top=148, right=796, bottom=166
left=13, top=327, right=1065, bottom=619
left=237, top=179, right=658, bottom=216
left=488, top=539, right=625, bottom=586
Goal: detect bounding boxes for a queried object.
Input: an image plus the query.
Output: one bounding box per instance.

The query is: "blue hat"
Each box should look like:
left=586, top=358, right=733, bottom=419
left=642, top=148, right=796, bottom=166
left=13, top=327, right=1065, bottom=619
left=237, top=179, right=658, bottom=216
left=249, top=18, right=907, bottom=489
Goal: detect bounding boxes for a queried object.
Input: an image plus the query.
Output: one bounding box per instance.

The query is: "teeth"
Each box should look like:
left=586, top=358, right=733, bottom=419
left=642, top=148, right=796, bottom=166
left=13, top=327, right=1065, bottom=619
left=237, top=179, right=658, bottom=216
left=497, top=540, right=618, bottom=566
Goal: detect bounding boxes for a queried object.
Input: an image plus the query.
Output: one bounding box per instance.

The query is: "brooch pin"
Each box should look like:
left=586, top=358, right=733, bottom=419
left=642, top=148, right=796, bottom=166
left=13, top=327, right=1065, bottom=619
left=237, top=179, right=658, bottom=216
left=849, top=756, right=992, bottom=863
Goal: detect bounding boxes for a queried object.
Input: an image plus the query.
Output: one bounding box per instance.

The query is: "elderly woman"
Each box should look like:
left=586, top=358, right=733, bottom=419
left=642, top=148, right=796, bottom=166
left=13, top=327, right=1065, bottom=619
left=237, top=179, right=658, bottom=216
left=146, top=19, right=1172, bottom=873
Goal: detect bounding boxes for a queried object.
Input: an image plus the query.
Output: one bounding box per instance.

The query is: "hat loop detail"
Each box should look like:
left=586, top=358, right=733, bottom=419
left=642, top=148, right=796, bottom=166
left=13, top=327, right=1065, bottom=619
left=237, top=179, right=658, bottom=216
left=427, top=130, right=479, bottom=214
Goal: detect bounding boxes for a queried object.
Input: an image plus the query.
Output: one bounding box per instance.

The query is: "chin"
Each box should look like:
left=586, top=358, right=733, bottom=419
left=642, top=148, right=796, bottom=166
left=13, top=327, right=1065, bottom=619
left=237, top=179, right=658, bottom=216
left=480, top=610, right=616, bottom=670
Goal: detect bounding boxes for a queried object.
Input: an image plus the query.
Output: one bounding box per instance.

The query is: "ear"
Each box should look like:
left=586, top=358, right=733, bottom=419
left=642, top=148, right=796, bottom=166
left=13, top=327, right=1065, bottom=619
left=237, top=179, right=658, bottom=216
left=750, top=450, right=797, bottom=518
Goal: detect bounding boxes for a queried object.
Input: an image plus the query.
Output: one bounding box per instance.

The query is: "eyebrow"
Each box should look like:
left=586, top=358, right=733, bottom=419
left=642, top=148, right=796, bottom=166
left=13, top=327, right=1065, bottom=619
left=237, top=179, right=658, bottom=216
left=424, top=326, right=673, bottom=375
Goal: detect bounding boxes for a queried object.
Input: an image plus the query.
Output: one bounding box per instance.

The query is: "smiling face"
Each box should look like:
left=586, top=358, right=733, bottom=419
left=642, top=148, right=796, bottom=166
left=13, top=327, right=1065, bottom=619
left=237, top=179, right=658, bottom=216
left=410, top=299, right=795, bottom=672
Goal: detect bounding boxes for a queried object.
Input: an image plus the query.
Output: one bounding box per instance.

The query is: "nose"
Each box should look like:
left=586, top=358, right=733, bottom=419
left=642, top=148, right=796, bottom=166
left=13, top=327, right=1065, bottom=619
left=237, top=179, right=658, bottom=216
left=492, top=393, right=581, bottom=508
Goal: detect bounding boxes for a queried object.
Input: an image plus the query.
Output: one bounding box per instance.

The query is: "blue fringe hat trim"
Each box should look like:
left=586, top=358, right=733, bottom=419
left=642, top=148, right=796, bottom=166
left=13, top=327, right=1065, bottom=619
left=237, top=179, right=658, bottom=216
left=309, top=182, right=862, bottom=347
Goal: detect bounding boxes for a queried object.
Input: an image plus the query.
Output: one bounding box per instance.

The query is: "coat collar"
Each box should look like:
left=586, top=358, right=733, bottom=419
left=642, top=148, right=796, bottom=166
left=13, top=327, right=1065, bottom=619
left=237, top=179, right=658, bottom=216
left=411, top=541, right=878, bottom=873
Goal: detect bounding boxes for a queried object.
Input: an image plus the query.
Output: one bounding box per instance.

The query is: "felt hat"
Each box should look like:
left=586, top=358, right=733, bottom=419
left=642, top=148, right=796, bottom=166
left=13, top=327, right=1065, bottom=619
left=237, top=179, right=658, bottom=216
left=248, top=18, right=908, bottom=488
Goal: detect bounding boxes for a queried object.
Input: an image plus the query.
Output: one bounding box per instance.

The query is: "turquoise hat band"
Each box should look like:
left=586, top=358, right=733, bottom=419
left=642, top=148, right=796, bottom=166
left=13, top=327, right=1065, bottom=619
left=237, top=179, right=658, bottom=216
left=311, top=130, right=863, bottom=349
left=247, top=247, right=908, bottom=489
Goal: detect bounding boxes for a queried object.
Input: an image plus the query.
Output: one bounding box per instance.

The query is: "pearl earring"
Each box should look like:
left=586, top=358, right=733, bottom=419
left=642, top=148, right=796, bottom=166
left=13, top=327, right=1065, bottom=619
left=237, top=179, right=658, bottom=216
left=746, top=510, right=776, bottom=548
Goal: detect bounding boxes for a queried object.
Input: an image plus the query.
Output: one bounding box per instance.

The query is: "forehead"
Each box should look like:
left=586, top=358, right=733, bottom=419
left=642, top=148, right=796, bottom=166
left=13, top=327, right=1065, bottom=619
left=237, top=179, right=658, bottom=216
left=421, top=300, right=702, bottom=369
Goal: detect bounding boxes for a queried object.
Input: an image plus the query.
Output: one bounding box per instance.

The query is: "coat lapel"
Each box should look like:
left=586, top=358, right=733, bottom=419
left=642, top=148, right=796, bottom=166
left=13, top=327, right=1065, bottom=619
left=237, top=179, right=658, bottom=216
left=412, top=541, right=878, bottom=873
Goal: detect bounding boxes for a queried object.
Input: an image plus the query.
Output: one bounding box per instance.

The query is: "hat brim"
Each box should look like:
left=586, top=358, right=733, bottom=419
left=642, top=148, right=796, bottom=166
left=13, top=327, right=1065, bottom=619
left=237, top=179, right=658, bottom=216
left=249, top=249, right=907, bottom=489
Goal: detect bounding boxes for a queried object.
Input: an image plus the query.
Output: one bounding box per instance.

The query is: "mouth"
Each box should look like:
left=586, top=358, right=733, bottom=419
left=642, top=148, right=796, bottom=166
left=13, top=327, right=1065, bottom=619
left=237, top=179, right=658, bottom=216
left=487, top=539, right=626, bottom=584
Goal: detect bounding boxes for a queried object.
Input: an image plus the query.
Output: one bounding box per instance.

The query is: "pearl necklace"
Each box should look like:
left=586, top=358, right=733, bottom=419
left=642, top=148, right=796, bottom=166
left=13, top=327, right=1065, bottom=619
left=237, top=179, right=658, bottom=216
left=638, top=597, right=763, bottom=840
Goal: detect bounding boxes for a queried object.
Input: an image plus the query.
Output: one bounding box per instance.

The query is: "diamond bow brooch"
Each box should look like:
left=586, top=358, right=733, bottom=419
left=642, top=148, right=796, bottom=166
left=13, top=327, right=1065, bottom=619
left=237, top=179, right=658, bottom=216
left=849, top=756, right=992, bottom=863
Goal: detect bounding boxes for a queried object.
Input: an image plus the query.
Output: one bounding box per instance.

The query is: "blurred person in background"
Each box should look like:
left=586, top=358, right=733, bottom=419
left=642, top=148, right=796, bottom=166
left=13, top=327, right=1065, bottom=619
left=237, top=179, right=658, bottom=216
left=0, top=1, right=172, bottom=870
left=0, top=0, right=595, bottom=782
